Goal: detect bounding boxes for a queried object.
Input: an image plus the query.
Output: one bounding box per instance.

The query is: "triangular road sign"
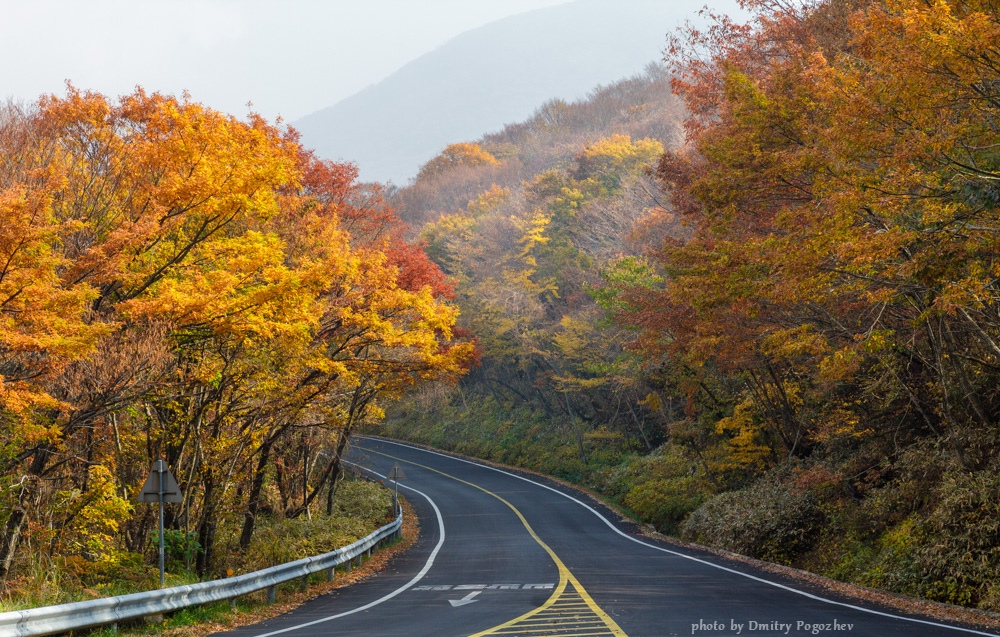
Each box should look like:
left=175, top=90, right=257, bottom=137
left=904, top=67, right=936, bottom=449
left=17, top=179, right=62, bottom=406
left=138, top=459, right=183, bottom=503
left=388, top=463, right=406, bottom=482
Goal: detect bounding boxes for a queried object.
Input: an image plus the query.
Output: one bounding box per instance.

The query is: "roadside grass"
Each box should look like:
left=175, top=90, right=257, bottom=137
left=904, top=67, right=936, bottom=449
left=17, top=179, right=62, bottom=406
left=1, top=477, right=417, bottom=637
left=84, top=497, right=419, bottom=637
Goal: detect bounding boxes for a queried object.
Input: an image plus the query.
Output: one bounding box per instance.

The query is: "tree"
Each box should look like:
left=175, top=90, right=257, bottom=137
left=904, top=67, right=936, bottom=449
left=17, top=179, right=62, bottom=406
left=415, top=143, right=500, bottom=181
left=614, top=0, right=1000, bottom=481
left=0, top=87, right=473, bottom=581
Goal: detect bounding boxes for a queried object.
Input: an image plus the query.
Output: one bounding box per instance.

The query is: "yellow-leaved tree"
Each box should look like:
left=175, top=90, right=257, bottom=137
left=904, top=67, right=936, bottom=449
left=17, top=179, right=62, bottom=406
left=0, top=89, right=472, bottom=582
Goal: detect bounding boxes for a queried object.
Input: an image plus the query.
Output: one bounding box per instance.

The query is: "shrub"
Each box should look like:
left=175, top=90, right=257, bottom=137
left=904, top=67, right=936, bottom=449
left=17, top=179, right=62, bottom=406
left=331, top=478, right=394, bottom=521
left=859, top=470, right=1000, bottom=609
left=592, top=445, right=709, bottom=534
left=681, top=475, right=824, bottom=564
left=237, top=478, right=391, bottom=570
left=152, top=530, right=201, bottom=572
left=624, top=479, right=704, bottom=535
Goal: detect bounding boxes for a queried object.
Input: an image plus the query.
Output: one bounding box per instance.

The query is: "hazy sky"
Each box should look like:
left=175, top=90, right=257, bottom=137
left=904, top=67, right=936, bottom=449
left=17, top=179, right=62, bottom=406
left=0, top=0, right=573, bottom=122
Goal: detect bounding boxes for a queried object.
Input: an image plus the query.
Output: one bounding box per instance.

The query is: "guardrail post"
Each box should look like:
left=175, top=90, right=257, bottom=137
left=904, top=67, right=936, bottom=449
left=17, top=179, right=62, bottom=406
left=300, top=574, right=308, bottom=591
left=346, top=558, right=353, bottom=572
left=327, top=566, right=335, bottom=581
left=229, top=597, right=238, bottom=609
left=267, top=585, right=276, bottom=604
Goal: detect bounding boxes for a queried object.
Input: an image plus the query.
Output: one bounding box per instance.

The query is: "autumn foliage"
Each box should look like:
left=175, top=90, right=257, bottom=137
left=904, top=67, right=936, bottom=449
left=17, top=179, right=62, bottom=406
left=602, top=0, right=1000, bottom=608
left=0, top=88, right=471, bottom=587
left=10, top=0, right=1000, bottom=610
left=381, top=0, right=1000, bottom=610
left=635, top=0, right=1000, bottom=470
left=384, top=71, right=683, bottom=492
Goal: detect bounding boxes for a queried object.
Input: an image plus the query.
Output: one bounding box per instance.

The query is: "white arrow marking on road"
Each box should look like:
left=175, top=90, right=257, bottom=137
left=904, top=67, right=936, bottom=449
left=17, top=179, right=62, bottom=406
left=449, top=591, right=481, bottom=607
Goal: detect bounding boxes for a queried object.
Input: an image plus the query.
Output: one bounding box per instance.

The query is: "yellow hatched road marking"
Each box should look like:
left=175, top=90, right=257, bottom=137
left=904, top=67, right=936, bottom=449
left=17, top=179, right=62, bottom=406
left=479, top=578, right=621, bottom=636
left=370, top=451, right=627, bottom=637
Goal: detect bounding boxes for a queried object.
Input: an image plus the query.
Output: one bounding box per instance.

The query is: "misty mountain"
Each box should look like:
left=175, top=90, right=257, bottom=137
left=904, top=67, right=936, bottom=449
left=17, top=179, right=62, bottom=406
left=293, top=0, right=701, bottom=184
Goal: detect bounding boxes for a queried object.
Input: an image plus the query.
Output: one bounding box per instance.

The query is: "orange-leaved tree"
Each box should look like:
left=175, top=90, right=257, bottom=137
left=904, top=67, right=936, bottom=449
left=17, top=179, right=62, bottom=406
left=618, top=0, right=1000, bottom=484
left=0, top=88, right=472, bottom=582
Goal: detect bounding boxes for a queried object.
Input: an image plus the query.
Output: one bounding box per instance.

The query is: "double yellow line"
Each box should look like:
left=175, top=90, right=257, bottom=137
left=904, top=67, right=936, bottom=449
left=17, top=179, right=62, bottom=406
left=370, top=450, right=627, bottom=637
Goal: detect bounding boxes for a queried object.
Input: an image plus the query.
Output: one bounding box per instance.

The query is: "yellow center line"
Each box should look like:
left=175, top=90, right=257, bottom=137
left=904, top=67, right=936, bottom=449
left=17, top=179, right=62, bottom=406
left=369, top=450, right=628, bottom=637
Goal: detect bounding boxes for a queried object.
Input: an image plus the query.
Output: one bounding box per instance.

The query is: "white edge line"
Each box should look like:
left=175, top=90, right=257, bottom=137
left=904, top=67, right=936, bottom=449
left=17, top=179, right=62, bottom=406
left=367, top=437, right=1000, bottom=637
left=252, top=464, right=445, bottom=637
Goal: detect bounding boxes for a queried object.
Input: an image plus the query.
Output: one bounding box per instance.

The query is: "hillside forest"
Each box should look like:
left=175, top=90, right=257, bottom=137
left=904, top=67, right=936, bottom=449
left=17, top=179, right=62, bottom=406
left=381, top=0, right=1000, bottom=611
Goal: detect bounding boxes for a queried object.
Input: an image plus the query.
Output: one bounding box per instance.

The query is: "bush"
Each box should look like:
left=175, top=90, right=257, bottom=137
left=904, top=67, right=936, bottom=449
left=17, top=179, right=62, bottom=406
left=332, top=479, right=394, bottom=521
left=624, top=479, right=704, bottom=535
left=591, top=445, right=709, bottom=534
left=153, top=530, right=201, bottom=572
left=859, top=470, right=1000, bottom=609
left=681, top=475, right=825, bottom=564
left=237, top=478, right=391, bottom=570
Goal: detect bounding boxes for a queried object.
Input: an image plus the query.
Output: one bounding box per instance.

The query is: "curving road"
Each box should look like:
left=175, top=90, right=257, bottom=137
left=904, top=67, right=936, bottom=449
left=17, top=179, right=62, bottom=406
left=217, top=438, right=1000, bottom=637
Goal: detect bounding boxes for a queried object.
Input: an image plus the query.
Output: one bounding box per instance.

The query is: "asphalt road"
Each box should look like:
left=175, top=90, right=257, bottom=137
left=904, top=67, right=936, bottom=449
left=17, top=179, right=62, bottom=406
left=218, top=438, right=1000, bottom=637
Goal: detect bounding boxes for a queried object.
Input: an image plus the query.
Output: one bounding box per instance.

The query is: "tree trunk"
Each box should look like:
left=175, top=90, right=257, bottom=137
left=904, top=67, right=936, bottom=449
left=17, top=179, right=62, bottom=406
left=0, top=449, right=50, bottom=580
left=287, top=425, right=351, bottom=519
left=626, top=396, right=653, bottom=451
left=326, top=469, right=337, bottom=516
left=196, top=480, right=217, bottom=576
left=239, top=438, right=275, bottom=550
left=0, top=507, right=26, bottom=581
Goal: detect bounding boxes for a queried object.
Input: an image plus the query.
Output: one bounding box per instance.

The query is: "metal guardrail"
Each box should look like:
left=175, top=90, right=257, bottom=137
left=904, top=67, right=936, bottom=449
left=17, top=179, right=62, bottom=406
left=0, top=510, right=402, bottom=637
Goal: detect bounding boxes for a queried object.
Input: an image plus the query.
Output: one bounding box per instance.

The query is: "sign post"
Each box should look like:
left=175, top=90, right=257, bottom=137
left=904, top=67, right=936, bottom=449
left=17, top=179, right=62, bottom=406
left=138, top=459, right=183, bottom=586
left=388, top=463, right=406, bottom=514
